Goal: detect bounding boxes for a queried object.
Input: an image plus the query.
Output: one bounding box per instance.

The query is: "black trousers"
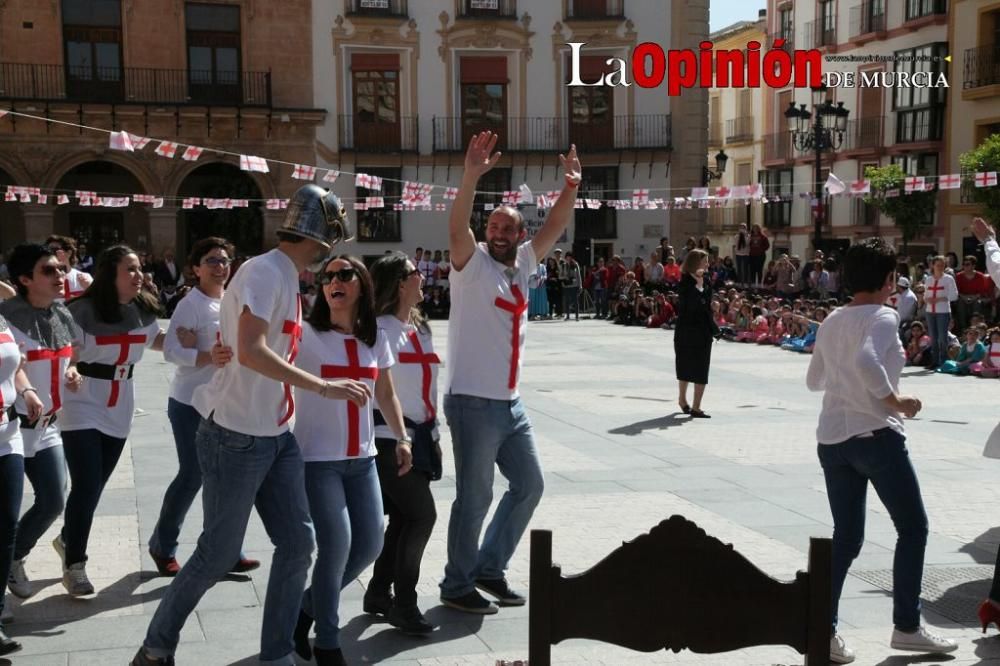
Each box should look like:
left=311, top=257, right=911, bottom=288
left=369, top=438, right=437, bottom=608
left=61, top=428, right=127, bottom=565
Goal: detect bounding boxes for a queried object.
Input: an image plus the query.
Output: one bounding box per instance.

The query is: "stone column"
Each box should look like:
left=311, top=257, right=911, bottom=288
left=22, top=208, right=55, bottom=243
left=148, top=207, right=179, bottom=255
left=669, top=0, right=710, bottom=241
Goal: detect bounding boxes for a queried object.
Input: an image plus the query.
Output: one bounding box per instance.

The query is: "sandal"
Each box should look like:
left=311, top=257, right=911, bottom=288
left=690, top=409, right=711, bottom=419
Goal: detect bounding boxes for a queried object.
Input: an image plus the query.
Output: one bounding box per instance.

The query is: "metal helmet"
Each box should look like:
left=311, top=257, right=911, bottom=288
left=279, top=184, right=352, bottom=249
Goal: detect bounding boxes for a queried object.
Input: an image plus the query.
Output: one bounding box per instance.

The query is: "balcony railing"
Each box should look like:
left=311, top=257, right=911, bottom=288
left=964, top=44, right=1000, bottom=90
left=895, top=107, right=944, bottom=143
left=905, top=0, right=947, bottom=22
left=338, top=115, right=419, bottom=152
left=804, top=18, right=837, bottom=49
left=841, top=116, right=885, bottom=151
left=565, top=0, right=624, bottom=20
left=725, top=116, right=753, bottom=143
left=849, top=1, right=886, bottom=38
left=346, top=0, right=408, bottom=18
left=458, top=0, right=517, bottom=19
left=764, top=131, right=795, bottom=163
left=0, top=62, right=271, bottom=107
left=853, top=198, right=880, bottom=227
left=432, top=114, right=672, bottom=152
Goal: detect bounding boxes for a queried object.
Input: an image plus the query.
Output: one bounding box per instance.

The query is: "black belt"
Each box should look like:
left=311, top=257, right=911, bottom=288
left=373, top=409, right=441, bottom=481
left=77, top=361, right=135, bottom=381
left=17, top=411, right=57, bottom=430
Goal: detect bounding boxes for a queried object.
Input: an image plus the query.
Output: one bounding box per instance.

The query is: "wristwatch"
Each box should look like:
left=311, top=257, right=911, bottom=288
left=398, top=437, right=412, bottom=445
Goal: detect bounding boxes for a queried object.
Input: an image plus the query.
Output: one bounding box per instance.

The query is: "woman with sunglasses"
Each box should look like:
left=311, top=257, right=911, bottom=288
left=147, top=237, right=258, bottom=578
left=1, top=245, right=82, bottom=605
left=364, top=252, right=441, bottom=636
left=293, top=256, right=412, bottom=666
left=45, top=235, right=92, bottom=302
left=57, top=245, right=196, bottom=597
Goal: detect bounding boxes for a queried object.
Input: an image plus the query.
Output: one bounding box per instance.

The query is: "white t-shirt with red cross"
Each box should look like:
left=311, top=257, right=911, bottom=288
left=374, top=315, right=439, bottom=440
left=9, top=325, right=72, bottom=456
left=61, top=301, right=161, bottom=439
left=294, top=325, right=393, bottom=462
left=922, top=273, right=958, bottom=315
left=56, top=268, right=89, bottom=303
left=192, top=249, right=303, bottom=437
left=446, top=242, right=536, bottom=400
left=0, top=323, right=22, bottom=457
left=165, top=287, right=221, bottom=405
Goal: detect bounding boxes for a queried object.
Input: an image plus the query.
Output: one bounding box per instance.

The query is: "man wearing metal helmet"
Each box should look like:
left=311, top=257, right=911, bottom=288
left=134, top=185, right=371, bottom=666
left=439, top=131, right=582, bottom=613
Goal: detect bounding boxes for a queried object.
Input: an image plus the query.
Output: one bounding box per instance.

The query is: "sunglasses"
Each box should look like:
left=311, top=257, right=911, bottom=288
left=318, top=268, right=358, bottom=285
left=39, top=265, right=66, bottom=277
left=202, top=257, right=231, bottom=267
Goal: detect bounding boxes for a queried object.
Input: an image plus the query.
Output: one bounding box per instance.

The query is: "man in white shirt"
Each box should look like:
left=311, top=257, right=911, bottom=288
left=134, top=185, right=372, bottom=666
left=440, top=131, right=581, bottom=614
left=806, top=237, right=956, bottom=663
left=888, top=276, right=918, bottom=328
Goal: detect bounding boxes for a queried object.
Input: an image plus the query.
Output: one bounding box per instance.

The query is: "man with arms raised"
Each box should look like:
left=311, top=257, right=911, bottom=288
left=440, top=131, right=581, bottom=613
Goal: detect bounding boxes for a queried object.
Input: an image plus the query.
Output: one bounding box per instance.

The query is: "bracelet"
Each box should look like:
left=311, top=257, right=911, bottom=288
left=19, top=387, right=37, bottom=398
left=398, top=437, right=412, bottom=445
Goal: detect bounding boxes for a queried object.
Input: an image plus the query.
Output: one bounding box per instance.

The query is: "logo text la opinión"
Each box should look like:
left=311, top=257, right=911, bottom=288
left=566, top=41, right=824, bottom=95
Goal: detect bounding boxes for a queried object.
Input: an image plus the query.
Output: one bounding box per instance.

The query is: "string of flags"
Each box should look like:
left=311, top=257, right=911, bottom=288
left=3, top=109, right=999, bottom=211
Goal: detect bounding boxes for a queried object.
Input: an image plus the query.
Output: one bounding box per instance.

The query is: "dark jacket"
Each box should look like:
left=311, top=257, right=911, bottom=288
left=675, top=273, right=718, bottom=338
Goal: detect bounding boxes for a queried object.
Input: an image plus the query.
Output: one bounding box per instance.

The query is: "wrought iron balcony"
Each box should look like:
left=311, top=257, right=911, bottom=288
left=764, top=131, right=795, bottom=163
left=770, top=30, right=794, bottom=52
left=841, top=116, right=885, bottom=151
left=0, top=62, right=271, bottom=107
left=432, top=114, right=672, bottom=152
left=725, top=116, right=754, bottom=143
left=338, top=115, right=418, bottom=153
left=345, top=0, right=408, bottom=18
left=804, top=18, right=837, bottom=49
left=458, top=0, right=517, bottom=20
left=964, top=44, right=1000, bottom=90
left=565, top=0, right=624, bottom=20
left=905, top=0, right=947, bottom=22
left=849, top=1, right=886, bottom=38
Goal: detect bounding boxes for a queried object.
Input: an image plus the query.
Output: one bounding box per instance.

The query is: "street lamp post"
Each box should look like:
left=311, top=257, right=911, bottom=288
left=703, top=149, right=729, bottom=187
left=785, top=85, right=849, bottom=253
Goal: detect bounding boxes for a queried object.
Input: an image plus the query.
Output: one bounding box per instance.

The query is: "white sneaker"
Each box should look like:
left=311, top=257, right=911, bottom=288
left=52, top=535, right=66, bottom=568
left=830, top=633, right=856, bottom=664
left=890, top=626, right=958, bottom=653
left=7, top=558, right=32, bottom=599
left=62, top=562, right=94, bottom=596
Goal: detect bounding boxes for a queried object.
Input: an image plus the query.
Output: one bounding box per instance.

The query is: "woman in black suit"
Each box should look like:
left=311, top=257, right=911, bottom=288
left=675, top=249, right=718, bottom=418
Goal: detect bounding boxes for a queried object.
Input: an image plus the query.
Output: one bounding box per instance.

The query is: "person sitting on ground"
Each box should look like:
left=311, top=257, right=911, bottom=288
left=904, top=321, right=932, bottom=367
left=937, top=327, right=986, bottom=375
left=662, top=257, right=682, bottom=289
left=976, top=328, right=1000, bottom=378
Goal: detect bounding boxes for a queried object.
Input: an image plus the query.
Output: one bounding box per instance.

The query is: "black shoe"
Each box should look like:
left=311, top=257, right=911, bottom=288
left=474, top=578, right=526, bottom=606
left=690, top=409, right=711, bottom=419
left=314, top=646, right=348, bottom=666
left=130, top=647, right=173, bottom=665
left=0, top=627, right=21, bottom=657
left=388, top=605, right=435, bottom=635
left=362, top=590, right=393, bottom=616
left=440, top=589, right=498, bottom=614
left=294, top=609, right=314, bottom=661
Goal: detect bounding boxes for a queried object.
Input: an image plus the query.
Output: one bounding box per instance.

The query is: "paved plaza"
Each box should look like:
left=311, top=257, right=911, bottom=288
left=5, top=316, right=1000, bottom=665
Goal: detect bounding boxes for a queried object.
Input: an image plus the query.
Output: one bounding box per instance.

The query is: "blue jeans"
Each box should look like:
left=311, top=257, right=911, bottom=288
left=818, top=428, right=928, bottom=632
left=925, top=312, right=951, bottom=367
left=301, top=457, right=384, bottom=650
left=14, top=443, right=66, bottom=560
left=0, top=453, right=24, bottom=624
left=143, top=418, right=315, bottom=665
left=440, top=394, right=544, bottom=598
left=594, top=289, right=608, bottom=318
left=149, top=399, right=247, bottom=560
left=61, top=428, right=127, bottom=565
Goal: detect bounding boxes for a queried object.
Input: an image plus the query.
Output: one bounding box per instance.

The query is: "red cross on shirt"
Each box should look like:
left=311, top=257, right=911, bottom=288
left=0, top=332, right=14, bottom=415
left=95, top=334, right=146, bottom=407
left=397, top=331, right=440, bottom=422
left=277, top=298, right=303, bottom=426
left=25, top=345, right=73, bottom=414
left=63, top=280, right=84, bottom=301
left=926, top=279, right=945, bottom=314
left=495, top=284, right=528, bottom=391
left=321, top=338, right=379, bottom=457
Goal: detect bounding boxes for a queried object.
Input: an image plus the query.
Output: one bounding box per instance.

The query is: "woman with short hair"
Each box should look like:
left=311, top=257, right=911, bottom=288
left=674, top=249, right=718, bottom=418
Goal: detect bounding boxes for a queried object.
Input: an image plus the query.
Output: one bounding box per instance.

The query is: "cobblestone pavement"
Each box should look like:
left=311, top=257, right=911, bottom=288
left=5, top=317, right=1000, bottom=665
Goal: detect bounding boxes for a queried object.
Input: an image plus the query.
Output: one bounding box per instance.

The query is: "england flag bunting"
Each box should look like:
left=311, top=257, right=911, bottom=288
left=181, top=146, right=204, bottom=161
left=354, top=201, right=368, bottom=211
left=239, top=155, right=269, bottom=173
left=128, top=133, right=151, bottom=150
left=323, top=170, right=339, bottom=183
left=292, top=164, right=316, bottom=180
left=904, top=176, right=925, bottom=193
left=850, top=179, right=871, bottom=195
left=182, top=197, right=201, bottom=209
left=691, top=187, right=709, bottom=200
left=435, top=203, right=446, bottom=211
left=155, top=141, right=179, bottom=158
left=976, top=172, right=998, bottom=188
left=715, top=186, right=731, bottom=199
left=153, top=198, right=164, bottom=208
left=57, top=194, right=70, bottom=205
left=3, top=190, right=14, bottom=202
left=109, top=131, right=135, bottom=152
left=266, top=199, right=283, bottom=210
left=632, top=189, right=649, bottom=204
left=938, top=174, right=961, bottom=190
left=443, top=187, right=459, bottom=200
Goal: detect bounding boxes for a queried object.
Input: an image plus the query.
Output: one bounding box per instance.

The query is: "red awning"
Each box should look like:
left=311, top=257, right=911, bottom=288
left=570, top=55, right=612, bottom=83
left=460, top=56, right=508, bottom=84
